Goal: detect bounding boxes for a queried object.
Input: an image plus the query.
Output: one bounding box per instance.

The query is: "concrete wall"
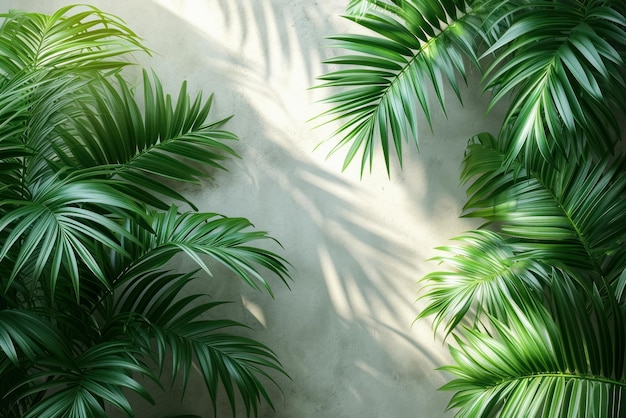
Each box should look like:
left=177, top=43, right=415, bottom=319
left=2, top=1, right=505, bottom=416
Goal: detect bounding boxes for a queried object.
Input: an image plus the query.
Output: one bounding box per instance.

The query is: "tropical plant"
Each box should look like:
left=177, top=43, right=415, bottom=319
left=317, top=0, right=626, bottom=415
left=0, top=5, right=290, bottom=418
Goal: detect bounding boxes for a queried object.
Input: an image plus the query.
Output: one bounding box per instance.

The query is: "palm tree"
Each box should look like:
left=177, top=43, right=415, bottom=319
left=0, top=5, right=290, bottom=418
left=317, top=0, right=626, bottom=415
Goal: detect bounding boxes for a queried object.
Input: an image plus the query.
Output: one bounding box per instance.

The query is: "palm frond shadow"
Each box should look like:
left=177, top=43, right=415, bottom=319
left=206, top=107, right=467, bottom=416
left=213, top=0, right=335, bottom=82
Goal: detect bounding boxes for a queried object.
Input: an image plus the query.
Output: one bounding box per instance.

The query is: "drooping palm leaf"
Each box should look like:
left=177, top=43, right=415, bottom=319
left=483, top=1, right=626, bottom=161
left=0, top=169, right=146, bottom=297
left=442, top=269, right=626, bottom=417
left=0, top=309, right=73, bottom=417
left=105, top=271, right=287, bottom=418
left=0, top=4, right=291, bottom=418
left=110, top=206, right=290, bottom=295
left=0, top=309, right=68, bottom=364
left=315, top=0, right=493, bottom=173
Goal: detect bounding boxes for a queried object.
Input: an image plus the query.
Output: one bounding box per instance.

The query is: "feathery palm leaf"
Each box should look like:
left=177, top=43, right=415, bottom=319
left=322, top=1, right=626, bottom=417
left=0, top=309, right=68, bottom=364
left=0, top=310, right=70, bottom=417
left=442, top=270, right=626, bottom=417
left=56, top=70, right=238, bottom=210
left=0, top=5, right=145, bottom=77
left=315, top=0, right=491, bottom=173
left=461, top=132, right=626, bottom=283
left=0, top=169, right=146, bottom=297
left=104, top=270, right=286, bottom=418
left=0, top=5, right=291, bottom=417
left=110, top=206, right=290, bottom=295
left=417, top=230, right=546, bottom=335
left=14, top=341, right=155, bottom=418
left=483, top=1, right=626, bottom=160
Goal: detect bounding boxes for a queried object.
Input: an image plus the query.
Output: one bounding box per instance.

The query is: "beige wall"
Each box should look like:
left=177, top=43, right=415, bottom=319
left=1, top=1, right=506, bottom=416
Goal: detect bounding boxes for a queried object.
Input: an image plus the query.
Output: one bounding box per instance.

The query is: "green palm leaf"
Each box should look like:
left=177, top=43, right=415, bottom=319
left=346, top=0, right=372, bottom=16
left=57, top=70, right=239, bottom=210
left=105, top=271, right=287, bottom=418
left=0, top=74, right=40, bottom=198
left=0, top=5, right=145, bottom=76
left=0, top=309, right=80, bottom=417
left=315, top=0, right=489, bottom=174
left=0, top=5, right=291, bottom=417
left=483, top=1, right=626, bottom=161
left=113, top=206, right=290, bottom=295
left=0, top=169, right=146, bottom=297
left=0, top=309, right=68, bottom=364
left=442, top=270, right=626, bottom=417
left=461, top=132, right=626, bottom=283
left=14, top=341, right=154, bottom=418
left=417, top=230, right=546, bottom=335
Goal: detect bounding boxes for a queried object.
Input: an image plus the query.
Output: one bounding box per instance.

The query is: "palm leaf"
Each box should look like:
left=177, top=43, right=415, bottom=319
left=112, top=206, right=290, bottom=295
left=346, top=0, right=372, bottom=16
left=14, top=341, right=154, bottom=418
left=0, top=309, right=68, bottom=364
left=56, top=71, right=239, bottom=210
left=0, top=5, right=291, bottom=417
left=0, top=74, right=41, bottom=199
left=0, top=5, right=147, bottom=192
left=315, top=0, right=490, bottom=174
left=417, top=230, right=546, bottom=336
left=0, top=309, right=73, bottom=417
left=0, top=169, right=146, bottom=298
left=104, top=270, right=287, bottom=418
left=442, top=269, right=626, bottom=417
left=461, top=132, right=626, bottom=283
left=482, top=1, right=626, bottom=161
left=0, top=5, right=145, bottom=77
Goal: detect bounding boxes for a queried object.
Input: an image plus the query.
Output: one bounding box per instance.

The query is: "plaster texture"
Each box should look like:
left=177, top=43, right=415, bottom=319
left=1, top=1, right=507, bottom=417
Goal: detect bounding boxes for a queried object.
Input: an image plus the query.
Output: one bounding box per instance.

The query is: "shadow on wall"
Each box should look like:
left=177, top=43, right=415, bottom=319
left=10, top=0, right=500, bottom=416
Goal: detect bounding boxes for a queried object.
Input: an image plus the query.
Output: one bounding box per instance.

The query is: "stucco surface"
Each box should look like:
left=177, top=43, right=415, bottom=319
left=1, top=1, right=507, bottom=417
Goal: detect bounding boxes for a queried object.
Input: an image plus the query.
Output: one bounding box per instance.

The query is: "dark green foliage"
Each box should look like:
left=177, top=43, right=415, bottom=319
left=0, top=5, right=290, bottom=417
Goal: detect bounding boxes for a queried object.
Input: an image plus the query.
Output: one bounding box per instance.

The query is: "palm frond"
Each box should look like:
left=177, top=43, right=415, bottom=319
left=461, top=132, right=626, bottom=283
left=0, top=309, right=68, bottom=364
left=14, top=341, right=154, bottom=418
left=442, top=269, right=626, bottom=417
left=483, top=1, right=626, bottom=161
left=105, top=270, right=287, bottom=418
left=0, top=5, right=146, bottom=77
left=0, top=74, right=41, bottom=199
left=346, top=0, right=372, bottom=16
left=56, top=70, right=239, bottom=210
left=315, top=0, right=490, bottom=174
left=0, top=169, right=146, bottom=297
left=113, top=206, right=290, bottom=295
left=417, top=230, right=546, bottom=336
left=0, top=5, right=291, bottom=417
left=0, top=309, right=73, bottom=417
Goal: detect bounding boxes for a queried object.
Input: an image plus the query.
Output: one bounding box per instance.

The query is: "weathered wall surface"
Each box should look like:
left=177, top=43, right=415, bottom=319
left=1, top=1, right=506, bottom=417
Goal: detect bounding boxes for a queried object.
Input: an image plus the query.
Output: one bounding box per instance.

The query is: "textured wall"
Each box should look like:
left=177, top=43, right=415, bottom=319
left=2, top=1, right=506, bottom=417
